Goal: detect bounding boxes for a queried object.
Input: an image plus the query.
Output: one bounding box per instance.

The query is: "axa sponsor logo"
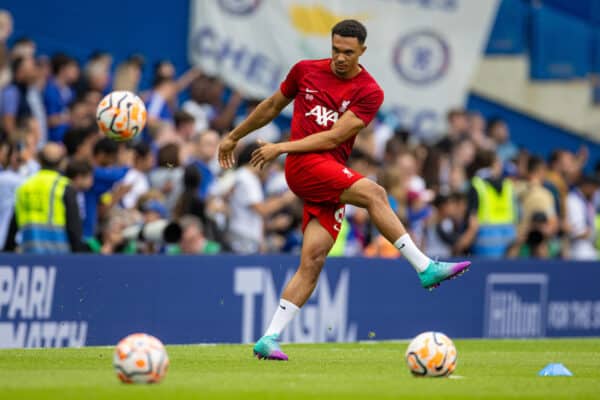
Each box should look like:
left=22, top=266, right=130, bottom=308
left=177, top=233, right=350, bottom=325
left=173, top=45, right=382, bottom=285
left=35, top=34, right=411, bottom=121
left=305, top=105, right=339, bottom=127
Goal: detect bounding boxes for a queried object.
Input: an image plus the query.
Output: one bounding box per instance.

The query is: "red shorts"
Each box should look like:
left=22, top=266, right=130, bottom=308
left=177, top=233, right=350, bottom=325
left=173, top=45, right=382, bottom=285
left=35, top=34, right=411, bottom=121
left=285, top=154, right=363, bottom=239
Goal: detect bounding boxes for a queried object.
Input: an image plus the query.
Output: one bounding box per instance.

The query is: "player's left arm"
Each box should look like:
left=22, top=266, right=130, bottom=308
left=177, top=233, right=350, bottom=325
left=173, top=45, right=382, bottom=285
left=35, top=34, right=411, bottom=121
left=249, top=111, right=364, bottom=169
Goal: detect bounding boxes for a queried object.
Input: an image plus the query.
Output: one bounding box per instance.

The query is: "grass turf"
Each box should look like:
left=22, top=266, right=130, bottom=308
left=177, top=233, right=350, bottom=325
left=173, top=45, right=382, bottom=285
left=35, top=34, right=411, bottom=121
left=0, top=339, right=599, bottom=399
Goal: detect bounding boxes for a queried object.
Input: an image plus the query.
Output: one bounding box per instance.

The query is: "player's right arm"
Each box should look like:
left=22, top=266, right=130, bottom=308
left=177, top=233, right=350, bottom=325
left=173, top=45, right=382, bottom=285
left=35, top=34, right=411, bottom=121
left=218, top=90, right=292, bottom=169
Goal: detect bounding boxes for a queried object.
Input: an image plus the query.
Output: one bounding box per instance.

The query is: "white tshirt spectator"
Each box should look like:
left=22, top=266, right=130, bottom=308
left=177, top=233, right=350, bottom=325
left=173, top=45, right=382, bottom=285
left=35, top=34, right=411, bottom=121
left=566, top=188, right=597, bottom=260
left=182, top=100, right=212, bottom=134
left=0, top=168, right=25, bottom=248
left=120, top=142, right=154, bottom=209
left=121, top=168, right=150, bottom=209
left=228, top=166, right=264, bottom=254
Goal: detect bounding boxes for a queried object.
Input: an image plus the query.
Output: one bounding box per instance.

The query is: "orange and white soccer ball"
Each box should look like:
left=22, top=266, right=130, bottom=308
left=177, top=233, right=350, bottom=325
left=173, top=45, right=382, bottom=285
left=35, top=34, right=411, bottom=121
left=113, top=333, right=169, bottom=384
left=96, top=91, right=146, bottom=141
left=405, top=331, right=457, bottom=377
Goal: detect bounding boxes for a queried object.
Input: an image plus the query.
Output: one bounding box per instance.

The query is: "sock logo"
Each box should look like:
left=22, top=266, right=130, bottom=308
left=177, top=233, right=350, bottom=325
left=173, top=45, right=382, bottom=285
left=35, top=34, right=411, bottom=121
left=398, top=243, right=406, bottom=250
left=279, top=304, right=286, bottom=310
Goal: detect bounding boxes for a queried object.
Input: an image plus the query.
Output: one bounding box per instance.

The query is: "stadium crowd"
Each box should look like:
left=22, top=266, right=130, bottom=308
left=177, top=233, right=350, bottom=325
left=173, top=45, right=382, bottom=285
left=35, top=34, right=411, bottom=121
left=0, top=10, right=599, bottom=260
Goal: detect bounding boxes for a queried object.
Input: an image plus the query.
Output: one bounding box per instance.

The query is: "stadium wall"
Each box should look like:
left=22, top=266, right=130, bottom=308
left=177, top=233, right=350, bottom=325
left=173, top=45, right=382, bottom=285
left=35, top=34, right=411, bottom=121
left=467, top=93, right=600, bottom=171
left=4, top=0, right=191, bottom=86
left=0, top=254, right=599, bottom=349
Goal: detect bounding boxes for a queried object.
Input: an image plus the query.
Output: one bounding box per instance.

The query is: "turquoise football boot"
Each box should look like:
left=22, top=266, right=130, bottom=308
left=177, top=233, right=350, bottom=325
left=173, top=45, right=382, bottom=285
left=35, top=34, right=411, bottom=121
left=418, top=260, right=471, bottom=290
left=253, top=334, right=288, bottom=361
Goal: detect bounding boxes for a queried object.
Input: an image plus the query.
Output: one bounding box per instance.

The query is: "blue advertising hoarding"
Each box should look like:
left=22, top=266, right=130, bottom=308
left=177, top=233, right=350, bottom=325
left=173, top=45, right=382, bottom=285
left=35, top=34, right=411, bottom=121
left=0, top=254, right=599, bottom=348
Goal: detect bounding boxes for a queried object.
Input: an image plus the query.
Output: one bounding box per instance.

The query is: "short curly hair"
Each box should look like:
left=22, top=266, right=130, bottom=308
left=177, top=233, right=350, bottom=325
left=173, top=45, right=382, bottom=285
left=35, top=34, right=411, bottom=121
left=331, top=19, right=367, bottom=44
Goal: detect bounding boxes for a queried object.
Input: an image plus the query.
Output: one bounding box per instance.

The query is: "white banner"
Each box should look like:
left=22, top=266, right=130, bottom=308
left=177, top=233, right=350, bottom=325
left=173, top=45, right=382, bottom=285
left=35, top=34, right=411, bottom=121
left=188, top=0, right=498, bottom=138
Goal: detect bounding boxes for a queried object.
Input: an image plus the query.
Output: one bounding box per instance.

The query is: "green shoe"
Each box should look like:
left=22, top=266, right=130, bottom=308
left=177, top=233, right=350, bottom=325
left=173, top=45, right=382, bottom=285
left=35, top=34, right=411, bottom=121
left=253, top=334, right=288, bottom=361
left=418, top=260, right=471, bottom=290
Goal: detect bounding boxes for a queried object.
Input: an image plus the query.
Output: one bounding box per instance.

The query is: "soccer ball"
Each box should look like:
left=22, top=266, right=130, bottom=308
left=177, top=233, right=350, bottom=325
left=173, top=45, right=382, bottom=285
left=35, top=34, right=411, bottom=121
left=113, top=333, right=169, bottom=384
left=405, top=331, right=457, bottom=377
left=96, top=91, right=146, bottom=141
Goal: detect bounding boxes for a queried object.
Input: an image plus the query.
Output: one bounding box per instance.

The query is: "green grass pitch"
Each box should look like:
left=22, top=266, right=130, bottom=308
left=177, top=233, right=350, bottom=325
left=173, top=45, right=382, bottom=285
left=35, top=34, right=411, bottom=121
left=0, top=339, right=599, bottom=399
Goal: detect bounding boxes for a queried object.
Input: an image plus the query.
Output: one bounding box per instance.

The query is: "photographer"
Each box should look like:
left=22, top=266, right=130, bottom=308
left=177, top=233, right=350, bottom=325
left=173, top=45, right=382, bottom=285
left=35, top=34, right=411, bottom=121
left=507, top=212, right=561, bottom=259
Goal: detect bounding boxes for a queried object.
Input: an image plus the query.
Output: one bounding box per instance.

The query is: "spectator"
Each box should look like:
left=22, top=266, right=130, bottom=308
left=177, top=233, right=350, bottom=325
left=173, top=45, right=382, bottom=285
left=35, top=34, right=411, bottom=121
left=139, top=198, right=168, bottom=223
left=166, top=215, right=220, bottom=255
left=189, top=129, right=220, bottom=199
left=65, top=159, right=94, bottom=223
left=113, top=59, right=142, bottom=93
left=12, top=116, right=41, bottom=177
left=27, top=57, right=48, bottom=146
left=227, top=143, right=295, bottom=254
left=566, top=175, right=600, bottom=260
left=44, top=53, right=79, bottom=142
left=182, top=76, right=242, bottom=134
left=86, top=208, right=138, bottom=254
left=467, top=111, right=494, bottom=150
left=152, top=61, right=204, bottom=96
left=145, top=76, right=177, bottom=131
left=0, top=10, right=13, bottom=87
left=121, top=142, right=154, bottom=209
left=10, top=37, right=35, bottom=60
left=507, top=211, right=561, bottom=259
left=487, top=117, right=517, bottom=163
left=516, top=156, right=559, bottom=239
left=182, top=77, right=212, bottom=133
left=83, top=52, right=112, bottom=94
left=435, top=108, right=468, bottom=153
left=6, top=143, right=86, bottom=253
left=546, top=150, right=570, bottom=220
left=83, top=137, right=129, bottom=238
left=174, top=109, right=196, bottom=142
left=0, top=140, right=25, bottom=249
left=172, top=164, right=204, bottom=220
left=0, top=56, right=37, bottom=136
left=81, top=89, right=102, bottom=117
left=68, top=98, right=95, bottom=129
left=425, top=193, right=467, bottom=258
left=397, top=151, right=433, bottom=246
left=149, top=142, right=184, bottom=212
left=171, top=164, right=224, bottom=245
left=62, top=125, right=98, bottom=161
left=467, top=150, right=517, bottom=258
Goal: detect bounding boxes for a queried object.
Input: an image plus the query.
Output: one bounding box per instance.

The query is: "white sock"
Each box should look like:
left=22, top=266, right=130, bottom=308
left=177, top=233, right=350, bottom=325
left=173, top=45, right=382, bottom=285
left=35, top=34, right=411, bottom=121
left=394, top=233, right=431, bottom=273
left=264, top=298, right=300, bottom=337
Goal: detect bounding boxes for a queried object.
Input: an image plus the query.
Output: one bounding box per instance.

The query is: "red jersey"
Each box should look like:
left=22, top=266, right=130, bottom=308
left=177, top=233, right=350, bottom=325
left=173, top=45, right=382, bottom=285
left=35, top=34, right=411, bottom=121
left=280, top=59, right=384, bottom=165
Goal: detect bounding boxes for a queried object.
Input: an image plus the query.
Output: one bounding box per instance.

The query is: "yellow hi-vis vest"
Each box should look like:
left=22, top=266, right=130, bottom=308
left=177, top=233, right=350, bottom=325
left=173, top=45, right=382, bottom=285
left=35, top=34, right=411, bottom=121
left=15, top=169, right=70, bottom=253
left=471, top=176, right=516, bottom=258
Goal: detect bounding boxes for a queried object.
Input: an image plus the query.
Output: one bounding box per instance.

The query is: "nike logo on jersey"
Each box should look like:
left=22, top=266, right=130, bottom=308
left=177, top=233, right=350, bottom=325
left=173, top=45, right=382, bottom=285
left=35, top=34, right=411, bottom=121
left=342, top=167, right=354, bottom=178
left=305, top=88, right=319, bottom=93
left=305, top=105, right=339, bottom=127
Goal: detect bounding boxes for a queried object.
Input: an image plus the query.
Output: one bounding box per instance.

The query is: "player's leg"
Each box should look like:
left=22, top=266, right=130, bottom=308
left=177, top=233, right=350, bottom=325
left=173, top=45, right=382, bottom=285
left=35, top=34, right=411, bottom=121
left=339, top=178, right=470, bottom=289
left=280, top=218, right=334, bottom=306
left=254, top=218, right=334, bottom=360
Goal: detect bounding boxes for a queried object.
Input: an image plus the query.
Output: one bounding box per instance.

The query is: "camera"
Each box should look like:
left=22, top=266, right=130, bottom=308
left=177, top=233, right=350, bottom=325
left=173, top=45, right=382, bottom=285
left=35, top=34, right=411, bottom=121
left=121, top=219, right=182, bottom=244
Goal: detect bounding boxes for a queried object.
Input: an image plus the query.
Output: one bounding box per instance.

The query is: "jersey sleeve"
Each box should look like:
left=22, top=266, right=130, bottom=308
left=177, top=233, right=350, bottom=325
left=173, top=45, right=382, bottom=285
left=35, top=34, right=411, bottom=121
left=349, top=85, right=384, bottom=126
left=279, top=61, right=303, bottom=99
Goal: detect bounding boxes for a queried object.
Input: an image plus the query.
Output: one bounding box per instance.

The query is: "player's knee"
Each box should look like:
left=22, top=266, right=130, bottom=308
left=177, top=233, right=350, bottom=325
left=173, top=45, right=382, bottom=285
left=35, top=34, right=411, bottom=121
left=300, top=249, right=327, bottom=281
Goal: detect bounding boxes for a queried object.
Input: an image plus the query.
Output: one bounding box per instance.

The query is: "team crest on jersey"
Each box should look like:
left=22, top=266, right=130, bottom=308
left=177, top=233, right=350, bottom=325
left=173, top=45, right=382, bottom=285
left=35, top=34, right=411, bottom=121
left=305, top=105, right=339, bottom=127
left=339, top=100, right=350, bottom=113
